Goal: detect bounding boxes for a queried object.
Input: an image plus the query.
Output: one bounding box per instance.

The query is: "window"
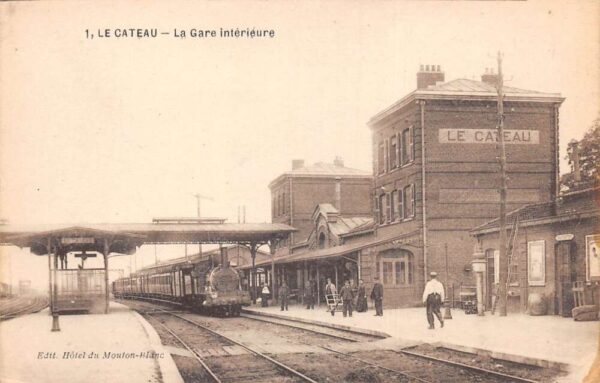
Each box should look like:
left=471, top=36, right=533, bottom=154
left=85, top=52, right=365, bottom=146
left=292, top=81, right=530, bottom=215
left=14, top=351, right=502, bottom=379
left=277, top=194, right=281, bottom=216
left=282, top=193, right=286, bottom=214
left=374, top=196, right=380, bottom=222
left=383, top=261, right=393, bottom=284
left=527, top=240, right=545, bottom=286
left=378, top=142, right=385, bottom=174
left=397, top=189, right=404, bottom=220
left=378, top=194, right=386, bottom=224
left=404, top=184, right=415, bottom=218
left=318, top=233, right=326, bottom=249
left=379, top=249, right=413, bottom=285
left=386, top=193, right=392, bottom=223
left=395, top=262, right=406, bottom=284
left=389, top=135, right=398, bottom=169
left=384, top=138, right=389, bottom=173
left=401, top=126, right=414, bottom=165
left=390, top=190, right=397, bottom=222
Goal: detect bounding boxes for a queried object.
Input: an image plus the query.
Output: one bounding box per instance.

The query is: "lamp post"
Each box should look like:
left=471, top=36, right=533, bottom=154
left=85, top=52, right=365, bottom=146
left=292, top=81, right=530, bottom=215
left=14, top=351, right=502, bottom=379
left=443, top=243, right=452, bottom=319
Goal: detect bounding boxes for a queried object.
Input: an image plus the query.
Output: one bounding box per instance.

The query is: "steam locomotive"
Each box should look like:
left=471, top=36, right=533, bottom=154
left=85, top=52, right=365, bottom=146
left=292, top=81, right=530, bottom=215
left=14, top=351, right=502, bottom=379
left=112, top=254, right=250, bottom=316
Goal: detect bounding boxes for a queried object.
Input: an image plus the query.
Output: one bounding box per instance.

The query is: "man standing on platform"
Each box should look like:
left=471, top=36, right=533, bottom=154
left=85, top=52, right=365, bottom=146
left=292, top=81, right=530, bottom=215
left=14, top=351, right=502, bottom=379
left=370, top=275, right=383, bottom=316
left=304, top=279, right=314, bottom=309
left=423, top=271, right=445, bottom=329
left=339, top=280, right=355, bottom=317
left=279, top=281, right=289, bottom=311
left=356, top=279, right=368, bottom=312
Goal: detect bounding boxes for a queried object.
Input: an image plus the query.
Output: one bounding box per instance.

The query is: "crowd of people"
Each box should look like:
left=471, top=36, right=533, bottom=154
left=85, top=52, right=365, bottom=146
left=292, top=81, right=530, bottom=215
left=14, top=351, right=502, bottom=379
left=259, top=275, right=385, bottom=318
left=258, top=271, right=446, bottom=329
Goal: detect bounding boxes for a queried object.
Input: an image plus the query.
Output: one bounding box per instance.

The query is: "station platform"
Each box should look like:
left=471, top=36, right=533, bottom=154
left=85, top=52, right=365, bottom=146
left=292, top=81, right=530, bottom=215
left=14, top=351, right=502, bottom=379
left=244, top=303, right=599, bottom=383
left=0, top=301, right=183, bottom=383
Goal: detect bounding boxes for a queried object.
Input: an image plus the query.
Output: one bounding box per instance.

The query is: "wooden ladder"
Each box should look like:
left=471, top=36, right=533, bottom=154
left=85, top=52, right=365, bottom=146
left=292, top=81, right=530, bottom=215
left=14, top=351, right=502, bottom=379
left=491, top=214, right=520, bottom=314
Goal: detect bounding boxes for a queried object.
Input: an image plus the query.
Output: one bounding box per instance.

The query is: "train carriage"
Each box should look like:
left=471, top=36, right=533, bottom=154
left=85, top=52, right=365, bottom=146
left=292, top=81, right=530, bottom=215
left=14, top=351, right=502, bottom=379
left=112, top=255, right=250, bottom=316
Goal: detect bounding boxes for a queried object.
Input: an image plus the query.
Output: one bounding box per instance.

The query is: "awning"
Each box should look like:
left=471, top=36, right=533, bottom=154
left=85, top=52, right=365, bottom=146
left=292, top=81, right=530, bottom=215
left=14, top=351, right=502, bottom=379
left=0, top=223, right=297, bottom=255
left=241, top=229, right=422, bottom=269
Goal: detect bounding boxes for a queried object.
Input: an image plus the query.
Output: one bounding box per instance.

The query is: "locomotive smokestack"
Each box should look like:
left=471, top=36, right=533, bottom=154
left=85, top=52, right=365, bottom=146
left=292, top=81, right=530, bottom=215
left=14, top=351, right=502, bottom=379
left=220, top=245, right=228, bottom=267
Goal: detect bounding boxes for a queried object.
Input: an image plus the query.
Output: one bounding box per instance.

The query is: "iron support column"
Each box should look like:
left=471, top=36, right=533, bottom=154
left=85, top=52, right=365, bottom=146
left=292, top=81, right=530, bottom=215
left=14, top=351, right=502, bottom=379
left=103, top=238, right=110, bottom=314
left=250, top=243, right=257, bottom=304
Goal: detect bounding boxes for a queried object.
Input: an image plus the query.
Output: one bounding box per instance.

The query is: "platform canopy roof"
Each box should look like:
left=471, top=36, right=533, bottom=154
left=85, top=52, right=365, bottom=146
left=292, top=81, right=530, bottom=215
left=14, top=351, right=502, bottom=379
left=240, top=228, right=422, bottom=269
left=0, top=222, right=296, bottom=256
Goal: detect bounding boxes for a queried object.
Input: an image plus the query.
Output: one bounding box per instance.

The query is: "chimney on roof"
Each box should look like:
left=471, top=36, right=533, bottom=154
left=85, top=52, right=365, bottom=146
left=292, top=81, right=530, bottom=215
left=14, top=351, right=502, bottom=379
left=292, top=159, right=305, bottom=170
left=417, top=64, right=444, bottom=90
left=568, top=140, right=582, bottom=183
left=481, top=67, right=499, bottom=87
left=333, top=156, right=344, bottom=167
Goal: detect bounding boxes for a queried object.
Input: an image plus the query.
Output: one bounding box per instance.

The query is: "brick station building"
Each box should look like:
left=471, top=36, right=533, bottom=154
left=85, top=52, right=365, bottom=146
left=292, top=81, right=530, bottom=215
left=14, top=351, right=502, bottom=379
left=364, top=65, right=565, bottom=307
left=263, top=66, right=565, bottom=309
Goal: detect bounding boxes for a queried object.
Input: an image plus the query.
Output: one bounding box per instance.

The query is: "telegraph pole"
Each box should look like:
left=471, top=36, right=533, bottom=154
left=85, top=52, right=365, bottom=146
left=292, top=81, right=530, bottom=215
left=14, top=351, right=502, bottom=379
left=496, top=51, right=508, bottom=316
left=193, top=193, right=213, bottom=257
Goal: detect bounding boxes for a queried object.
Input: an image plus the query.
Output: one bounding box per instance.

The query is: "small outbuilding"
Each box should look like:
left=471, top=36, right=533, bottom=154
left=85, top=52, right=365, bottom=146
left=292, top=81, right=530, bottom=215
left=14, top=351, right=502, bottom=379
left=470, top=186, right=600, bottom=316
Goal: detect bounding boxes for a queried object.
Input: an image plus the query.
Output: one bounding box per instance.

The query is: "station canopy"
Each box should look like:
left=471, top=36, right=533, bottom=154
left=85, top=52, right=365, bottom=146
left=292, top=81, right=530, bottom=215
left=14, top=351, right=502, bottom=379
left=0, top=222, right=296, bottom=256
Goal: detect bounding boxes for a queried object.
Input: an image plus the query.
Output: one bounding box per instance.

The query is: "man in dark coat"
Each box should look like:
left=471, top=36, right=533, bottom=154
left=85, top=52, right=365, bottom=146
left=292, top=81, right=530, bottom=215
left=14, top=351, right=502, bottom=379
left=370, top=275, right=384, bottom=316
left=304, top=279, right=314, bottom=309
left=356, top=279, right=368, bottom=312
left=279, top=281, right=289, bottom=311
left=339, top=280, right=355, bottom=317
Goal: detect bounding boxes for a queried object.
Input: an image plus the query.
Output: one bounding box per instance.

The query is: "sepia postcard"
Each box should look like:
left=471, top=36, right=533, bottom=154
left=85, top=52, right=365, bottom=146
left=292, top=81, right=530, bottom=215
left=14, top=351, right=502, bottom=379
left=0, top=1, right=598, bottom=382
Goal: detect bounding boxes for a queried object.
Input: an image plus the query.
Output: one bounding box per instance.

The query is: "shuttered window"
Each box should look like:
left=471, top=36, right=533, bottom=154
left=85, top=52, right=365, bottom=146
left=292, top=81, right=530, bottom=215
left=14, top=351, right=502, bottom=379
left=389, top=135, right=398, bottom=169
left=379, top=194, right=386, bottom=224
left=390, top=190, right=397, bottom=222
left=397, top=188, right=404, bottom=219
left=404, top=184, right=415, bottom=218
left=378, top=142, right=385, bottom=174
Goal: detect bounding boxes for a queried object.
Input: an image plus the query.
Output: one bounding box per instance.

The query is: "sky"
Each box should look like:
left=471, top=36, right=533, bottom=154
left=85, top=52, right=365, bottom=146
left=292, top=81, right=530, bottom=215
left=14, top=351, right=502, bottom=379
left=0, top=1, right=598, bottom=290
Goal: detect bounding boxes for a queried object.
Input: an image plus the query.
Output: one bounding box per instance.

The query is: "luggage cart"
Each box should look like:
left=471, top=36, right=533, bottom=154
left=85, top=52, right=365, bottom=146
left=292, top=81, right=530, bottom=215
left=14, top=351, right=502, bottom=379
left=325, top=293, right=343, bottom=316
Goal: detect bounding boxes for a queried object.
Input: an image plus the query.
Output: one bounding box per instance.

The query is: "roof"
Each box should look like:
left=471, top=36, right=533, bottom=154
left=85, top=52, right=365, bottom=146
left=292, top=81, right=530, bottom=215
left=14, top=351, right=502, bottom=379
left=425, top=78, right=549, bottom=94
left=369, top=78, right=565, bottom=127
left=137, top=244, right=271, bottom=273
left=239, top=228, right=421, bottom=269
left=0, top=222, right=297, bottom=255
left=471, top=187, right=600, bottom=235
left=310, top=203, right=374, bottom=242
left=269, top=162, right=372, bottom=188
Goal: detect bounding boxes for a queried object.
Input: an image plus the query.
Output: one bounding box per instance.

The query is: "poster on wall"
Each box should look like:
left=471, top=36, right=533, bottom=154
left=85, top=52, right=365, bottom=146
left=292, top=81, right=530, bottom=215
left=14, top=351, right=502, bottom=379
left=585, top=235, right=600, bottom=282
left=527, top=240, right=545, bottom=286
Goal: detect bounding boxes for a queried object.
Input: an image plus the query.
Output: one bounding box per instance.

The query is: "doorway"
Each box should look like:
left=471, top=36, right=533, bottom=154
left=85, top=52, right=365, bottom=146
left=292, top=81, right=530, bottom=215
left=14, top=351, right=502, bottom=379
left=485, top=249, right=499, bottom=309
left=555, top=241, right=576, bottom=316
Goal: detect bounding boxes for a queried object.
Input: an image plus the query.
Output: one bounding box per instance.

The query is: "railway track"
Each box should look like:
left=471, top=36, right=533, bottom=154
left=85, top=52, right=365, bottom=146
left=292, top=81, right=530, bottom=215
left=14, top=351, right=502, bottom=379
left=0, top=296, right=48, bottom=321
left=144, top=309, right=318, bottom=383
left=123, top=300, right=552, bottom=383
left=239, top=312, right=382, bottom=343
left=399, top=348, right=540, bottom=383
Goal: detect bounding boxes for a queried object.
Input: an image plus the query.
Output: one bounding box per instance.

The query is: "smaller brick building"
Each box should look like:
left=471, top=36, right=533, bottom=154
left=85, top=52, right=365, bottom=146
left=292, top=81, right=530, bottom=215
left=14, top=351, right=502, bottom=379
left=269, top=158, right=372, bottom=251
left=470, top=186, right=600, bottom=316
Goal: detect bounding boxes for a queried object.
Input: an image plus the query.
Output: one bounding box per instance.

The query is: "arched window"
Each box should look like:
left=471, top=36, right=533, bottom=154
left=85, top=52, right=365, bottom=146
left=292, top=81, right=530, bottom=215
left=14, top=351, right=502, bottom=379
left=378, top=249, right=413, bottom=285
left=318, top=232, right=327, bottom=249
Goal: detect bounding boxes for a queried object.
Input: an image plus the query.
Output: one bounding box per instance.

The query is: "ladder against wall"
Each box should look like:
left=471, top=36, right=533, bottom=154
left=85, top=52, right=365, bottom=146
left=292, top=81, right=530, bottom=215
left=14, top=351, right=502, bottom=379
left=491, top=215, right=520, bottom=314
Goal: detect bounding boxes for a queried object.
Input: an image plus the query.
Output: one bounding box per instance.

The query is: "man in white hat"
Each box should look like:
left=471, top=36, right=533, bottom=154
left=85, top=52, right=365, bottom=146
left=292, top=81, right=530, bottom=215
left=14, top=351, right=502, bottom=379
left=422, top=271, right=445, bottom=329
